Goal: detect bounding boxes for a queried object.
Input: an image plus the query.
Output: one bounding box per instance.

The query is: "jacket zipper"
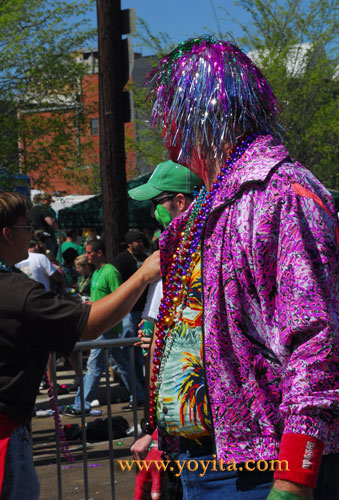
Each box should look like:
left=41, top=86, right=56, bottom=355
left=200, top=176, right=283, bottom=454
left=200, top=190, right=244, bottom=455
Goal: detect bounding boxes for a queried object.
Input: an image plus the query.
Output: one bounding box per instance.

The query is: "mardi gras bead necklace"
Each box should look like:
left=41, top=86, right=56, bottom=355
left=0, top=258, right=74, bottom=462
left=148, top=134, right=259, bottom=429
left=45, top=373, right=75, bottom=462
left=0, top=258, right=13, bottom=272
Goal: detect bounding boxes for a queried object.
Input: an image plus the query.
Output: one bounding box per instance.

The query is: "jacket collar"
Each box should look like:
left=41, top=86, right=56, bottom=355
left=159, top=135, right=289, bottom=275
left=212, top=135, right=290, bottom=209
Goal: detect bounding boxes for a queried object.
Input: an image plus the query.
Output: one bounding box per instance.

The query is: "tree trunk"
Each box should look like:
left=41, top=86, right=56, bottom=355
left=96, top=0, right=129, bottom=262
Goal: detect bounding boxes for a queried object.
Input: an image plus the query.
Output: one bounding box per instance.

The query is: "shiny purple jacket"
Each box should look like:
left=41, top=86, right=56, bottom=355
left=159, top=135, right=339, bottom=462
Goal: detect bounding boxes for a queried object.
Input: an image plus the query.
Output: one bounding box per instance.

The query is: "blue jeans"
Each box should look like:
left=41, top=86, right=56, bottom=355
left=74, top=329, right=144, bottom=411
left=178, top=447, right=339, bottom=500
left=314, top=452, right=339, bottom=499
left=177, top=450, right=273, bottom=500
left=119, top=311, right=145, bottom=403
left=1, top=426, right=40, bottom=500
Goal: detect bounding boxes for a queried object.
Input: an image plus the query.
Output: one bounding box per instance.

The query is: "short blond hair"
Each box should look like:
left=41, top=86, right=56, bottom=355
left=74, top=254, right=88, bottom=267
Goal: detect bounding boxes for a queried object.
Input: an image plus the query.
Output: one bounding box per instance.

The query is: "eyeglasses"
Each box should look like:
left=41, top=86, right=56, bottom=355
left=151, top=194, right=176, bottom=208
left=11, top=225, right=34, bottom=231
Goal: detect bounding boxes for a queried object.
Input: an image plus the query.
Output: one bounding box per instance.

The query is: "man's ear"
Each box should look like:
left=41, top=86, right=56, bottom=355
left=175, top=193, right=186, bottom=211
left=1, top=226, right=12, bottom=244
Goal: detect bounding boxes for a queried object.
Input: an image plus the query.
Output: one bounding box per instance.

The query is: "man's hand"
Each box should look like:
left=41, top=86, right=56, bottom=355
left=81, top=251, right=160, bottom=340
left=133, top=320, right=153, bottom=353
left=131, top=433, right=153, bottom=460
left=138, top=251, right=160, bottom=284
left=267, top=480, right=313, bottom=499
left=133, top=442, right=163, bottom=500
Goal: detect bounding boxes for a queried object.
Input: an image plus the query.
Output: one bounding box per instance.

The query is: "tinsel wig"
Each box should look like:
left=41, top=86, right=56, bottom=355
left=146, top=35, right=281, bottom=166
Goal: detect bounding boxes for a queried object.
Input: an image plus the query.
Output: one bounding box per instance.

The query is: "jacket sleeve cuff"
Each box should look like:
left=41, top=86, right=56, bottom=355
left=274, top=433, right=324, bottom=488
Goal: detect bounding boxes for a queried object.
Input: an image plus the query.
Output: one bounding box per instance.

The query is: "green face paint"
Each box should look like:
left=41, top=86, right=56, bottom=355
left=154, top=204, right=173, bottom=228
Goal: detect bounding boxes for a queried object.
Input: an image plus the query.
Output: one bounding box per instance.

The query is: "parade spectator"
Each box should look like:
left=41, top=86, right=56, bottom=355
left=144, top=35, right=339, bottom=500
left=63, top=238, right=123, bottom=416
left=113, top=230, right=149, bottom=411
left=16, top=237, right=62, bottom=291
left=129, top=160, right=201, bottom=500
left=0, top=192, right=159, bottom=499
left=16, top=238, right=68, bottom=394
left=58, top=228, right=84, bottom=264
left=61, top=247, right=79, bottom=292
left=45, top=249, right=65, bottom=296
left=30, top=192, right=58, bottom=254
left=74, top=253, right=94, bottom=300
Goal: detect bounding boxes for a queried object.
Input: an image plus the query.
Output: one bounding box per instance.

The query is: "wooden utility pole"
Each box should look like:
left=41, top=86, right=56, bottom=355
left=96, top=0, right=129, bottom=262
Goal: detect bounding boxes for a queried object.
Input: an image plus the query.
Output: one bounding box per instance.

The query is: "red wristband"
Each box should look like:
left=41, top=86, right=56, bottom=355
left=274, top=433, right=324, bottom=489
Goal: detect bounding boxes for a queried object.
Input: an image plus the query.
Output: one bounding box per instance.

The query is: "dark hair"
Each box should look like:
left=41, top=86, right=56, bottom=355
left=66, top=229, right=77, bottom=238
left=29, top=238, right=38, bottom=249
left=86, top=238, right=106, bottom=256
left=32, top=193, right=41, bottom=204
left=0, top=192, right=31, bottom=229
left=62, top=247, right=79, bottom=264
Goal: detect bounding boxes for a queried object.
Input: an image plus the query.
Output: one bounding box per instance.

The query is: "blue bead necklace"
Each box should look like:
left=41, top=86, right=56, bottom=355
left=0, top=259, right=12, bottom=272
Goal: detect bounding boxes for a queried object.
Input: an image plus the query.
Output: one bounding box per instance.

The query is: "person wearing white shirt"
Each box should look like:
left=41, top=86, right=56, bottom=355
left=16, top=239, right=61, bottom=291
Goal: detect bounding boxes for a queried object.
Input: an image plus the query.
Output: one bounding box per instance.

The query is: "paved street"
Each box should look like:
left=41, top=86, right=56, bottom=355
left=33, top=365, right=143, bottom=500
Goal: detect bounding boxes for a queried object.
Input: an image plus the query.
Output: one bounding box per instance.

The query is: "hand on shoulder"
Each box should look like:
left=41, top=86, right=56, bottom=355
left=139, top=251, right=160, bottom=284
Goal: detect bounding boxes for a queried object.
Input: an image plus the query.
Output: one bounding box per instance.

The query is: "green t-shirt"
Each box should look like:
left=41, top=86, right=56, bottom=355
left=90, top=263, right=122, bottom=334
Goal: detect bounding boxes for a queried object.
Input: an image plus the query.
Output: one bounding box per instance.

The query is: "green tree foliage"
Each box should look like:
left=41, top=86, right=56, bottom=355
left=126, top=19, right=174, bottom=177
left=133, top=2, right=338, bottom=188
left=125, top=83, right=168, bottom=178
left=220, top=0, right=338, bottom=188
left=0, top=0, right=97, bottom=191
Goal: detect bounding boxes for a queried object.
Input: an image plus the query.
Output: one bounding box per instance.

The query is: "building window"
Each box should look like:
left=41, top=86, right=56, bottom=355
left=90, top=118, right=99, bottom=135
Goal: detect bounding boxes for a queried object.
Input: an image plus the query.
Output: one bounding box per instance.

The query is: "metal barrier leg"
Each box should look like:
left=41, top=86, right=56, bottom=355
left=104, top=349, right=115, bottom=499
left=49, top=338, right=139, bottom=500
left=77, top=349, right=90, bottom=500
left=129, top=347, right=139, bottom=442
left=51, top=352, right=63, bottom=500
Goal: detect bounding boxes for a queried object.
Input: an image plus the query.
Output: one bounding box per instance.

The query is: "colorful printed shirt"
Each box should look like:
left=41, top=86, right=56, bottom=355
left=159, top=135, right=339, bottom=463
left=157, top=258, right=211, bottom=438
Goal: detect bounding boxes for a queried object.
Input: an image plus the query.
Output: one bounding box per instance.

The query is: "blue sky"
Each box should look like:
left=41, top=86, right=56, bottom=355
left=87, top=1, right=252, bottom=55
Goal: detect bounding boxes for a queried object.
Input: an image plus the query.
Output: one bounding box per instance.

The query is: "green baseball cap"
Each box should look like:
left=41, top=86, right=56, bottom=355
left=128, top=160, right=202, bottom=201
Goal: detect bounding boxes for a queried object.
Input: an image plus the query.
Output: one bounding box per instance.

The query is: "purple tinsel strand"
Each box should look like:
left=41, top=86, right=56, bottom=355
left=146, top=35, right=281, bottom=168
left=46, top=373, right=75, bottom=463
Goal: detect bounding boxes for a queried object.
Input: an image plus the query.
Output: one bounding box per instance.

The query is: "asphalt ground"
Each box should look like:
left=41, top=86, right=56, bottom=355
left=33, top=363, right=144, bottom=500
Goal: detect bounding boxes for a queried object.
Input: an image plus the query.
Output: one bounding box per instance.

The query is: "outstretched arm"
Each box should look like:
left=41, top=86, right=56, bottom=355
left=81, top=251, right=160, bottom=340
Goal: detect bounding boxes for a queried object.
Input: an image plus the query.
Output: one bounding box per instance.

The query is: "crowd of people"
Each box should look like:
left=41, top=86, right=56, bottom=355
left=18, top=197, right=162, bottom=406
left=0, top=191, right=160, bottom=499
left=0, top=34, right=338, bottom=500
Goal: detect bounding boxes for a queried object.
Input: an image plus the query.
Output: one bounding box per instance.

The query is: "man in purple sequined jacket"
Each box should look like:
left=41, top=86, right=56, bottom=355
left=146, top=35, right=339, bottom=500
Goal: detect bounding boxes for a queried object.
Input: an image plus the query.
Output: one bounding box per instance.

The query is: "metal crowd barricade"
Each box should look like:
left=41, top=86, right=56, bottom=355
left=50, top=337, right=140, bottom=500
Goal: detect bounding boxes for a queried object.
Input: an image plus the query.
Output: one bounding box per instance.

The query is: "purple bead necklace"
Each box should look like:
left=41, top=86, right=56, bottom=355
left=148, top=134, right=258, bottom=428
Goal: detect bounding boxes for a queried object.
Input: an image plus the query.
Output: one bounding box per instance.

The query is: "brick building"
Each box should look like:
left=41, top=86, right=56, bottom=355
left=22, top=50, right=153, bottom=195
